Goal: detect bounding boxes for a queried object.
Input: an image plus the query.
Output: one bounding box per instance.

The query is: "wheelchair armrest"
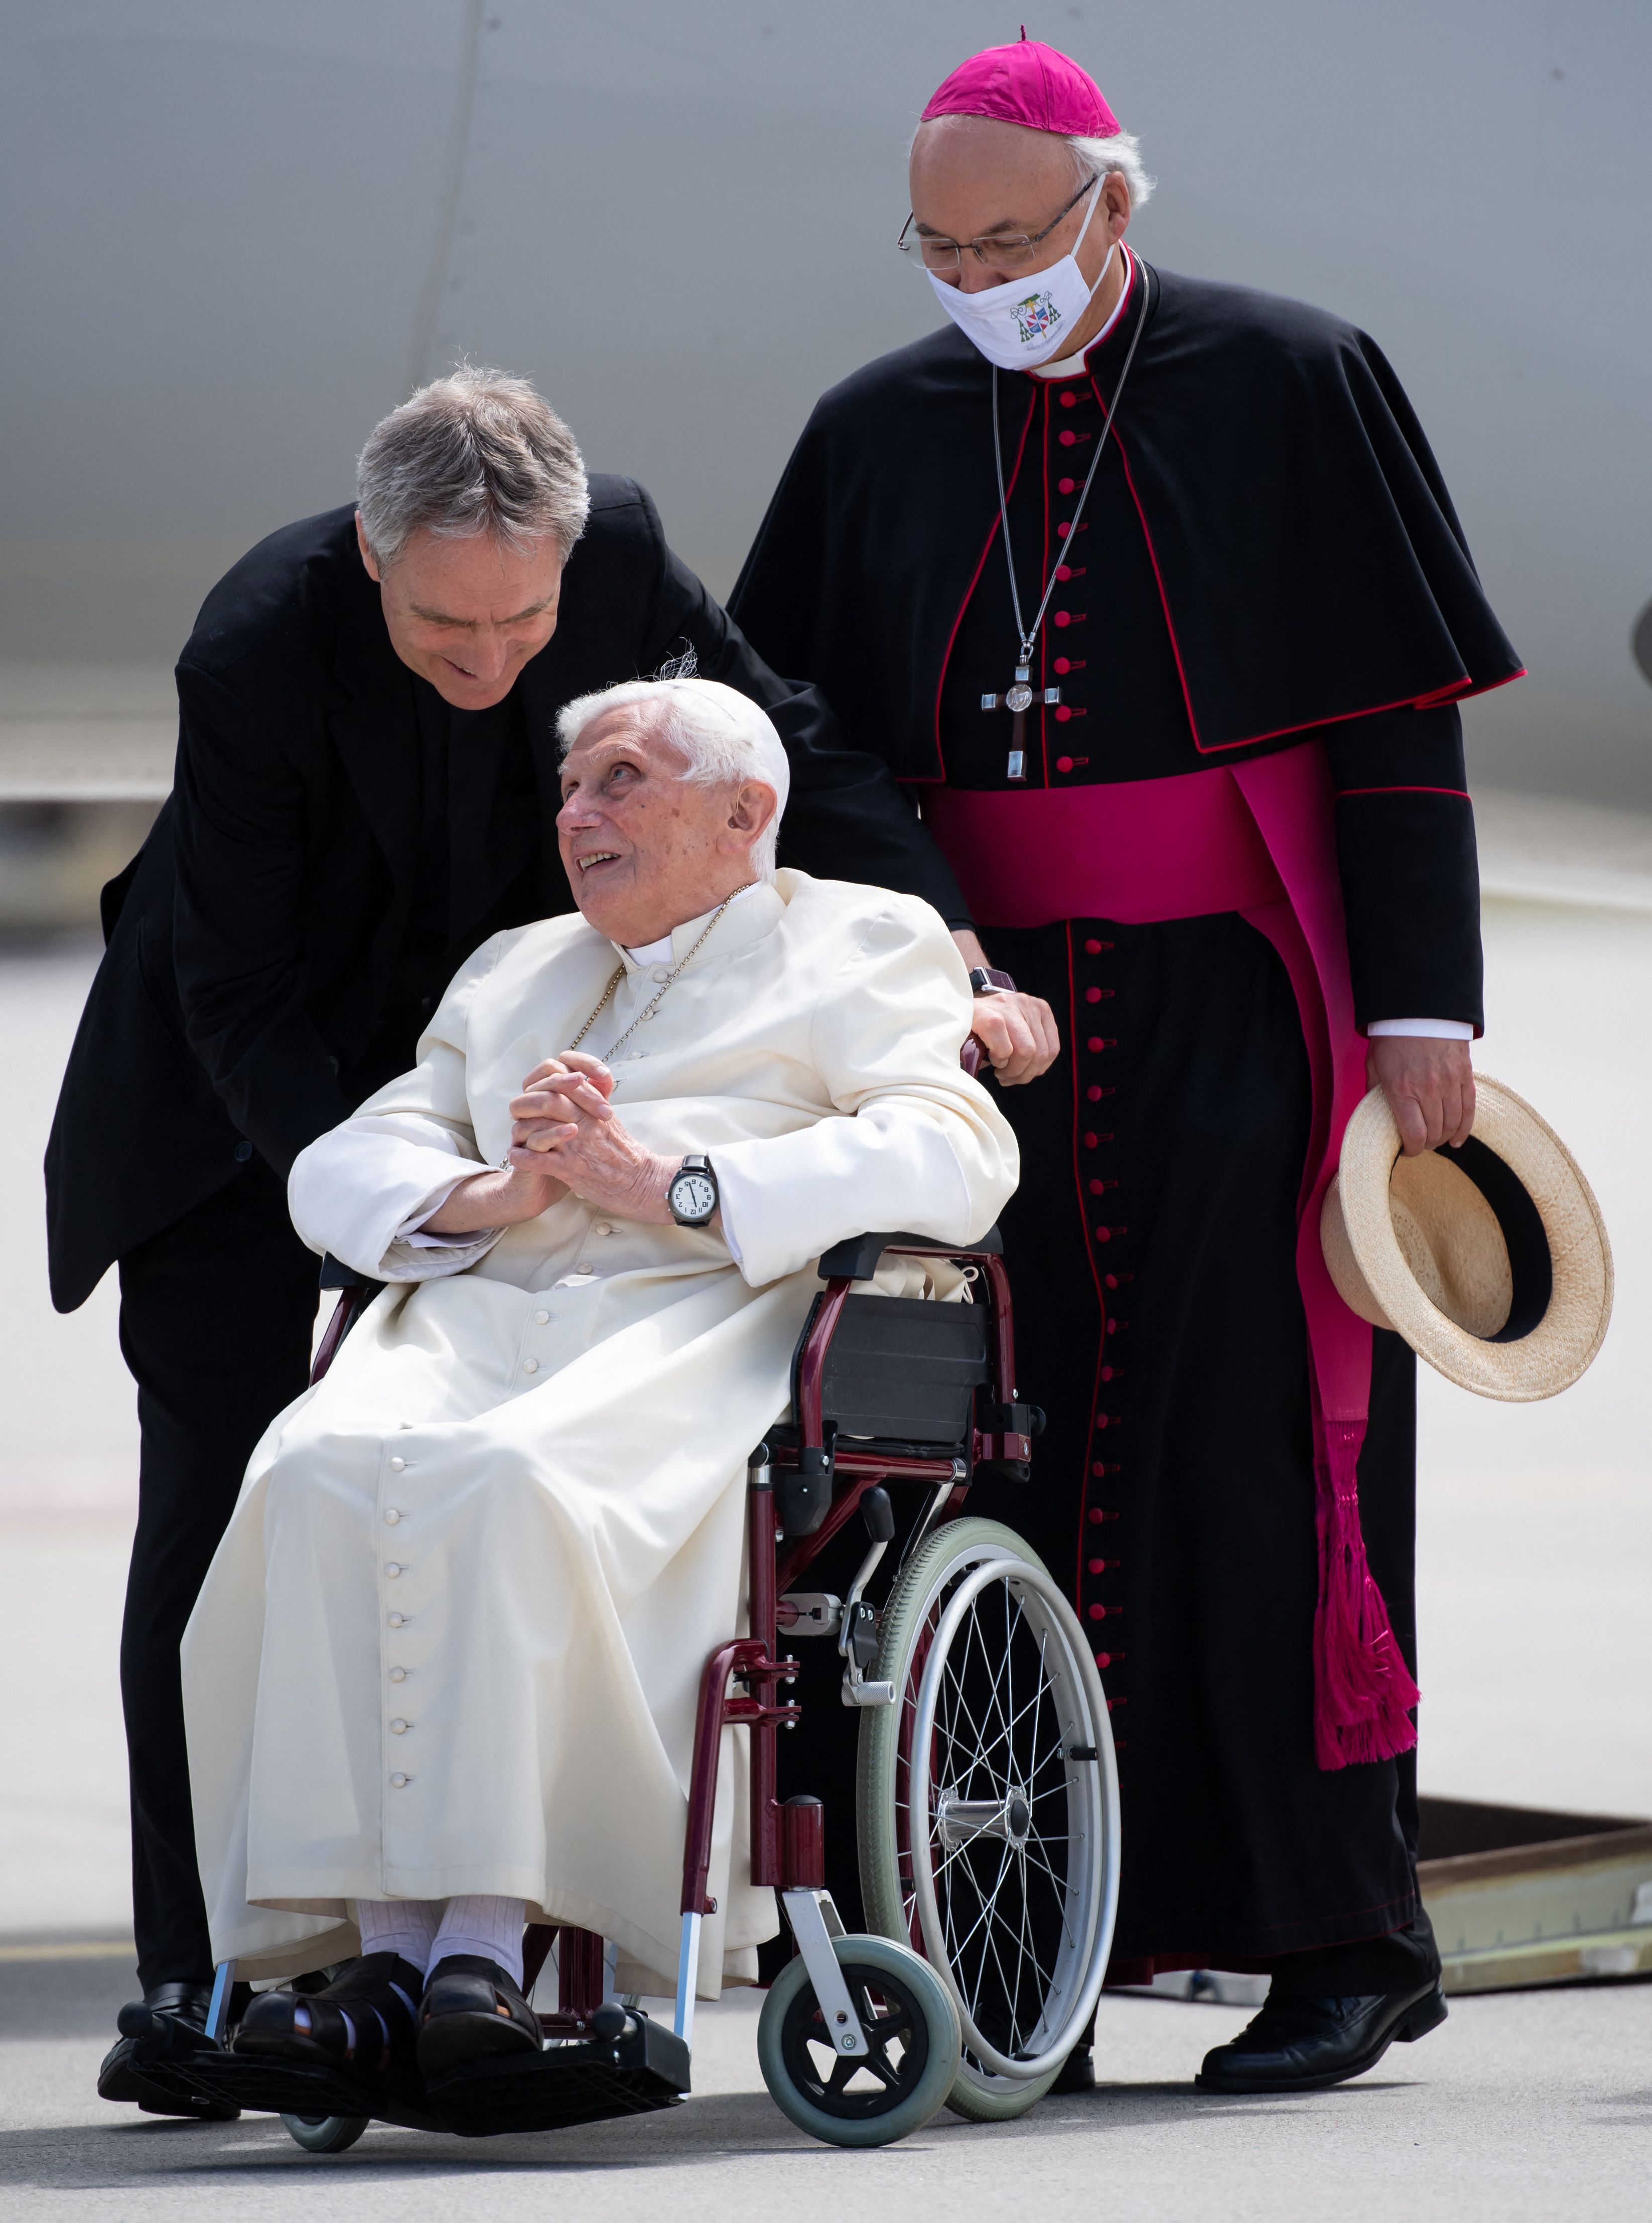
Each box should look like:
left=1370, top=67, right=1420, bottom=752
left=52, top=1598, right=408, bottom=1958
left=319, top=1252, right=369, bottom=1291
left=816, top=1225, right=1004, bottom=1281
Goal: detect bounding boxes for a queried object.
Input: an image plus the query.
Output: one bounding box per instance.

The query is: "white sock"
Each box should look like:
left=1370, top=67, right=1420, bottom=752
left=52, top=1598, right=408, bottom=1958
left=351, top=1896, right=442, bottom=1976
left=431, top=1895, right=527, bottom=1988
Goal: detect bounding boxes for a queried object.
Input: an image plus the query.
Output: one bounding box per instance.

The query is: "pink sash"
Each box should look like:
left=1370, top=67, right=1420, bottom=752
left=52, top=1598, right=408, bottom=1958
left=925, top=745, right=1419, bottom=1768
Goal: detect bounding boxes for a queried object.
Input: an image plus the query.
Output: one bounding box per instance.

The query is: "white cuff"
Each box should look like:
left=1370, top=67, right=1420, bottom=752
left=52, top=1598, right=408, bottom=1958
left=1367, top=1018, right=1475, bottom=1040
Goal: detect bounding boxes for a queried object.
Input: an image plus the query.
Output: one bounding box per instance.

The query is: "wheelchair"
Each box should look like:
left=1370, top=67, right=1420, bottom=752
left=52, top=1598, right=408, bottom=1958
left=139, top=1225, right=1121, bottom=2152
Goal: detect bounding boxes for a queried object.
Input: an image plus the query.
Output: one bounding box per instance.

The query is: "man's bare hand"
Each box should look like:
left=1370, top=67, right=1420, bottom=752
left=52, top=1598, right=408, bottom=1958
left=969, top=989, right=1060, bottom=1085
left=507, top=1051, right=676, bottom=1221
left=1367, top=1036, right=1476, bottom=1157
left=950, top=929, right=1060, bottom=1085
left=422, top=1160, right=567, bottom=1235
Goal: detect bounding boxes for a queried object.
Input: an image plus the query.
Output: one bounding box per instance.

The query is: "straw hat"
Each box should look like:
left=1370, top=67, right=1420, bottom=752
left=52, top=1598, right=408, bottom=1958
left=1320, top=1075, right=1612, bottom=1401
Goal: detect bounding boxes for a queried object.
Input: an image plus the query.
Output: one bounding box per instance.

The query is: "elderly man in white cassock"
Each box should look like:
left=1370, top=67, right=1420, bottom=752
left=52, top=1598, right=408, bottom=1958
left=179, top=673, right=1018, bottom=2097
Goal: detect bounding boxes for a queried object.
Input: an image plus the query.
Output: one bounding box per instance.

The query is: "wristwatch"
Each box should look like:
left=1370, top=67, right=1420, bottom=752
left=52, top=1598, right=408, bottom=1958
left=667, top=1153, right=719, bottom=1227
left=968, top=966, right=1017, bottom=997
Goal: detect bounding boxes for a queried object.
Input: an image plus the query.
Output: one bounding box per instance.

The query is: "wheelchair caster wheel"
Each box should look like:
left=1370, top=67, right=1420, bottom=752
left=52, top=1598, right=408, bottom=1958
left=281, top=2112, right=370, bottom=2154
left=757, top=1933, right=960, bottom=2148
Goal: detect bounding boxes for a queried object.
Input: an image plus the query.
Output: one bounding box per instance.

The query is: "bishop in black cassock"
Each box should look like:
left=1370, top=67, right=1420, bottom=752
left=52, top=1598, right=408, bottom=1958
left=731, top=39, right=1522, bottom=2093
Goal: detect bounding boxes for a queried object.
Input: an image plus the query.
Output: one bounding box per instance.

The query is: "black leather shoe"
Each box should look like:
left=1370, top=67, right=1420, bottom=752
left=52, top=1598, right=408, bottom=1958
left=1196, top=1978, right=1447, bottom=2094
left=1050, top=2044, right=1095, bottom=2094
left=416, top=1954, right=541, bottom=2077
left=234, top=1954, right=423, bottom=2091
left=99, top=1982, right=240, bottom=2120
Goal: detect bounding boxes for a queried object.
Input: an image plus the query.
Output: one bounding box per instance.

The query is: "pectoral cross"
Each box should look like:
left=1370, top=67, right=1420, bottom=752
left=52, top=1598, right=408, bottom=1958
left=981, top=658, right=1061, bottom=782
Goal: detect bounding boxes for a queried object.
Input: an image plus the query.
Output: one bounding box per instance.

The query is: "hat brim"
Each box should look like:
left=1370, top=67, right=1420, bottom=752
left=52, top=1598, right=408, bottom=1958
left=1322, top=1075, right=1612, bottom=1402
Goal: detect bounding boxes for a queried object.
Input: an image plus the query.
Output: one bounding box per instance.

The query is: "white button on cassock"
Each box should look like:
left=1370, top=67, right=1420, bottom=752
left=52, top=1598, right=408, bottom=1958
left=390, top=1719, right=408, bottom=1735
left=389, top=1668, right=406, bottom=1683
left=388, top=1456, right=406, bottom=1472
left=533, top=1310, right=549, bottom=1325
left=390, top=1772, right=408, bottom=1788
left=575, top=1262, right=593, bottom=1274
left=387, top=1612, right=404, bottom=1628
left=385, top=1563, right=402, bottom=1579
left=594, top=1223, right=613, bottom=1236
left=384, top=1509, right=400, bottom=1525
left=523, top=1358, right=539, bottom=1374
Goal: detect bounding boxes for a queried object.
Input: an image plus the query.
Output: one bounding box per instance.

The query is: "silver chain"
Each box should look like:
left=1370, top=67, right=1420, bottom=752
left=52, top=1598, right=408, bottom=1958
left=567, top=886, right=749, bottom=1066
left=991, top=256, right=1149, bottom=665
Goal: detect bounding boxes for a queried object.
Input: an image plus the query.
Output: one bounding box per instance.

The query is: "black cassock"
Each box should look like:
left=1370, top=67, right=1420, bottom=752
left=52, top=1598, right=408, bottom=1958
left=732, top=256, right=1522, bottom=1975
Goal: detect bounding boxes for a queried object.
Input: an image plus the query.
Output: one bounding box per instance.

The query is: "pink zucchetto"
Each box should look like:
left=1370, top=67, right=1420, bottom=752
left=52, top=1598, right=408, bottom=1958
left=920, top=30, right=1120, bottom=138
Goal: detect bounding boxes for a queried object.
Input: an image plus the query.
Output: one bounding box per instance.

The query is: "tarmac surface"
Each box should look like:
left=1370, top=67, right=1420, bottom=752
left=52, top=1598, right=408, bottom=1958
left=4, top=1949, right=1649, bottom=2221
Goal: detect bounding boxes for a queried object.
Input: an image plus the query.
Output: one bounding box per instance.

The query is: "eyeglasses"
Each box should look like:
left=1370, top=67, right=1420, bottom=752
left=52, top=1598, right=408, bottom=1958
left=897, top=172, right=1098, bottom=279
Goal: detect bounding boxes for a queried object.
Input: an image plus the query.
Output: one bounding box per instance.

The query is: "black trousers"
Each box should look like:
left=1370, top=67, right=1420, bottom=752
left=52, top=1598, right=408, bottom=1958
left=117, top=1161, right=319, bottom=1989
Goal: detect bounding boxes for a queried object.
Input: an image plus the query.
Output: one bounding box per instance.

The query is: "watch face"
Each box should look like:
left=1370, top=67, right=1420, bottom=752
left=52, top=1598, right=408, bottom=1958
left=671, top=1171, right=717, bottom=1221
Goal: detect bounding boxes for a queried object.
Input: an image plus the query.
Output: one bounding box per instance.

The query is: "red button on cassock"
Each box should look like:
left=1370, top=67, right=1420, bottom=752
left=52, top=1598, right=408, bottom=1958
left=1094, top=1650, right=1113, bottom=1669
left=1054, top=704, right=1072, bottom=722
left=1094, top=1226, right=1112, bottom=1242
left=1084, top=937, right=1102, bottom=952
left=1088, top=1177, right=1106, bottom=1195
left=1085, top=986, right=1103, bottom=1003
left=1059, top=428, right=1077, bottom=446
left=1060, top=391, right=1078, bottom=408
left=1086, top=1036, right=1103, bottom=1052
left=1057, top=754, right=1074, bottom=772
left=1088, top=1558, right=1109, bottom=1574
left=1088, top=1603, right=1110, bottom=1621
left=1054, top=564, right=1072, bottom=582
left=1053, top=610, right=1072, bottom=627
left=1086, top=1084, right=1104, bottom=1101
left=1055, top=657, right=1072, bottom=674
left=1056, top=521, right=1071, bottom=538
left=1058, top=476, right=1076, bottom=494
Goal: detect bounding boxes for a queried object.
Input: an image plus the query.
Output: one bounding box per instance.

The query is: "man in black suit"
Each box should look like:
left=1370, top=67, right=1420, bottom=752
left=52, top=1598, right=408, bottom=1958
left=46, top=367, right=1046, bottom=2116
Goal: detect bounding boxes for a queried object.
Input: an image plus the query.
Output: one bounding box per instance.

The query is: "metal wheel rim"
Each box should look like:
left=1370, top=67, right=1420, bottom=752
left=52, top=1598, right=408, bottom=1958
left=907, top=1555, right=1117, bottom=2080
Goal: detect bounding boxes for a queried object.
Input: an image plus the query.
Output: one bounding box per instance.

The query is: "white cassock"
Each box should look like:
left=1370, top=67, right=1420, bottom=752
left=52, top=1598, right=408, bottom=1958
left=182, top=871, right=1018, bottom=1998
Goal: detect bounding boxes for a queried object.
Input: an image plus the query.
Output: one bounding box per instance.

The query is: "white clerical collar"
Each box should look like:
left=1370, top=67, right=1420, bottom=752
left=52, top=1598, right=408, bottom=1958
left=1032, top=243, right=1138, bottom=380
left=621, top=878, right=764, bottom=969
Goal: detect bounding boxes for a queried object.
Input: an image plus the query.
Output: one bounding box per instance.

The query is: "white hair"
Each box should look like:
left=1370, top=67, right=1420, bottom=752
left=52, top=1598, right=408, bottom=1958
left=556, top=676, right=790, bottom=881
left=1064, top=129, right=1154, bottom=212
left=356, top=365, right=590, bottom=569
left=909, top=119, right=1156, bottom=213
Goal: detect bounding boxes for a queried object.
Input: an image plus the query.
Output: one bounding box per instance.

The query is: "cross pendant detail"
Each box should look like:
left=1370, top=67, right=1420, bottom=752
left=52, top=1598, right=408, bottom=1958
left=981, top=662, right=1061, bottom=781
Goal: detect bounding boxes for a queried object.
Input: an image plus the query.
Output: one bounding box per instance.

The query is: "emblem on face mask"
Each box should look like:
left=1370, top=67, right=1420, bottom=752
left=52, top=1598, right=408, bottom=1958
left=1013, top=292, right=1062, bottom=345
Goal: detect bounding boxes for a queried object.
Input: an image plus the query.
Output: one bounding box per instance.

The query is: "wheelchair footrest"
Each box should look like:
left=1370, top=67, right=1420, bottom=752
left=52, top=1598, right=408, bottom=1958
left=135, top=2047, right=443, bottom=2132
left=426, top=2016, right=690, bottom=2138
left=138, top=2014, right=691, bottom=2139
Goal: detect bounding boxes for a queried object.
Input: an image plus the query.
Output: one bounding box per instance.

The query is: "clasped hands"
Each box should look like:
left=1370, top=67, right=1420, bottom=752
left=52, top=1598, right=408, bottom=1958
left=422, top=1053, right=679, bottom=1237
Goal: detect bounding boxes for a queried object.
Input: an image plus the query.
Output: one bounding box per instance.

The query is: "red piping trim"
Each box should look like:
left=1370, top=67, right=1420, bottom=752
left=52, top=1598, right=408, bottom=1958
left=1108, top=429, right=1203, bottom=746
left=1067, top=923, right=1111, bottom=1605
left=1336, top=784, right=1471, bottom=799
left=930, top=383, right=1039, bottom=780
left=1038, top=387, right=1051, bottom=784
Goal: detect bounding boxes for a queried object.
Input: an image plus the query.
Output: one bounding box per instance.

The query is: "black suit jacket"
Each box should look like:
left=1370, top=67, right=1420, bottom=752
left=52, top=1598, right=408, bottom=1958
left=45, top=480, right=967, bottom=1312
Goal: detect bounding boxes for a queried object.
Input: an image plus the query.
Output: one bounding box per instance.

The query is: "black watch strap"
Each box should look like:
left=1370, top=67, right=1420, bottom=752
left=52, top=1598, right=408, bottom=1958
left=969, top=966, right=1017, bottom=996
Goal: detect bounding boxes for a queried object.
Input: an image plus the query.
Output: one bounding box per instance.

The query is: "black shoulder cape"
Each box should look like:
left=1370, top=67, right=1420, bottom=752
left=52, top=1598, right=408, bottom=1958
left=730, top=262, right=1521, bottom=775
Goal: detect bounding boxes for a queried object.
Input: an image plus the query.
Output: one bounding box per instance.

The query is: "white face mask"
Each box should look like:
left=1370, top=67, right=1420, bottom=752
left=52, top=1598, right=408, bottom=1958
left=927, top=177, right=1112, bottom=371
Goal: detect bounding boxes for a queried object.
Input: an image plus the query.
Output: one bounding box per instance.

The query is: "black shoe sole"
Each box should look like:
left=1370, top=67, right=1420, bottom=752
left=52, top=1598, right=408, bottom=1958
left=1194, top=1983, right=1447, bottom=2095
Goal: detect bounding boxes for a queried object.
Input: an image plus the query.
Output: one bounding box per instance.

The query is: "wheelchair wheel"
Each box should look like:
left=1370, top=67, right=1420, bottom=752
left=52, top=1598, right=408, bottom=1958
left=281, top=2113, right=369, bottom=2154
left=857, top=1518, right=1120, bottom=2122
left=756, top=1933, right=960, bottom=2148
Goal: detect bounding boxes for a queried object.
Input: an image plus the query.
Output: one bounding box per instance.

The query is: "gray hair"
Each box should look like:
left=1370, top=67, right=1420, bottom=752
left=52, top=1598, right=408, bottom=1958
left=909, top=119, right=1156, bottom=212
left=557, top=676, right=790, bottom=881
left=1065, top=129, right=1154, bottom=211
left=356, top=366, right=590, bottom=569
